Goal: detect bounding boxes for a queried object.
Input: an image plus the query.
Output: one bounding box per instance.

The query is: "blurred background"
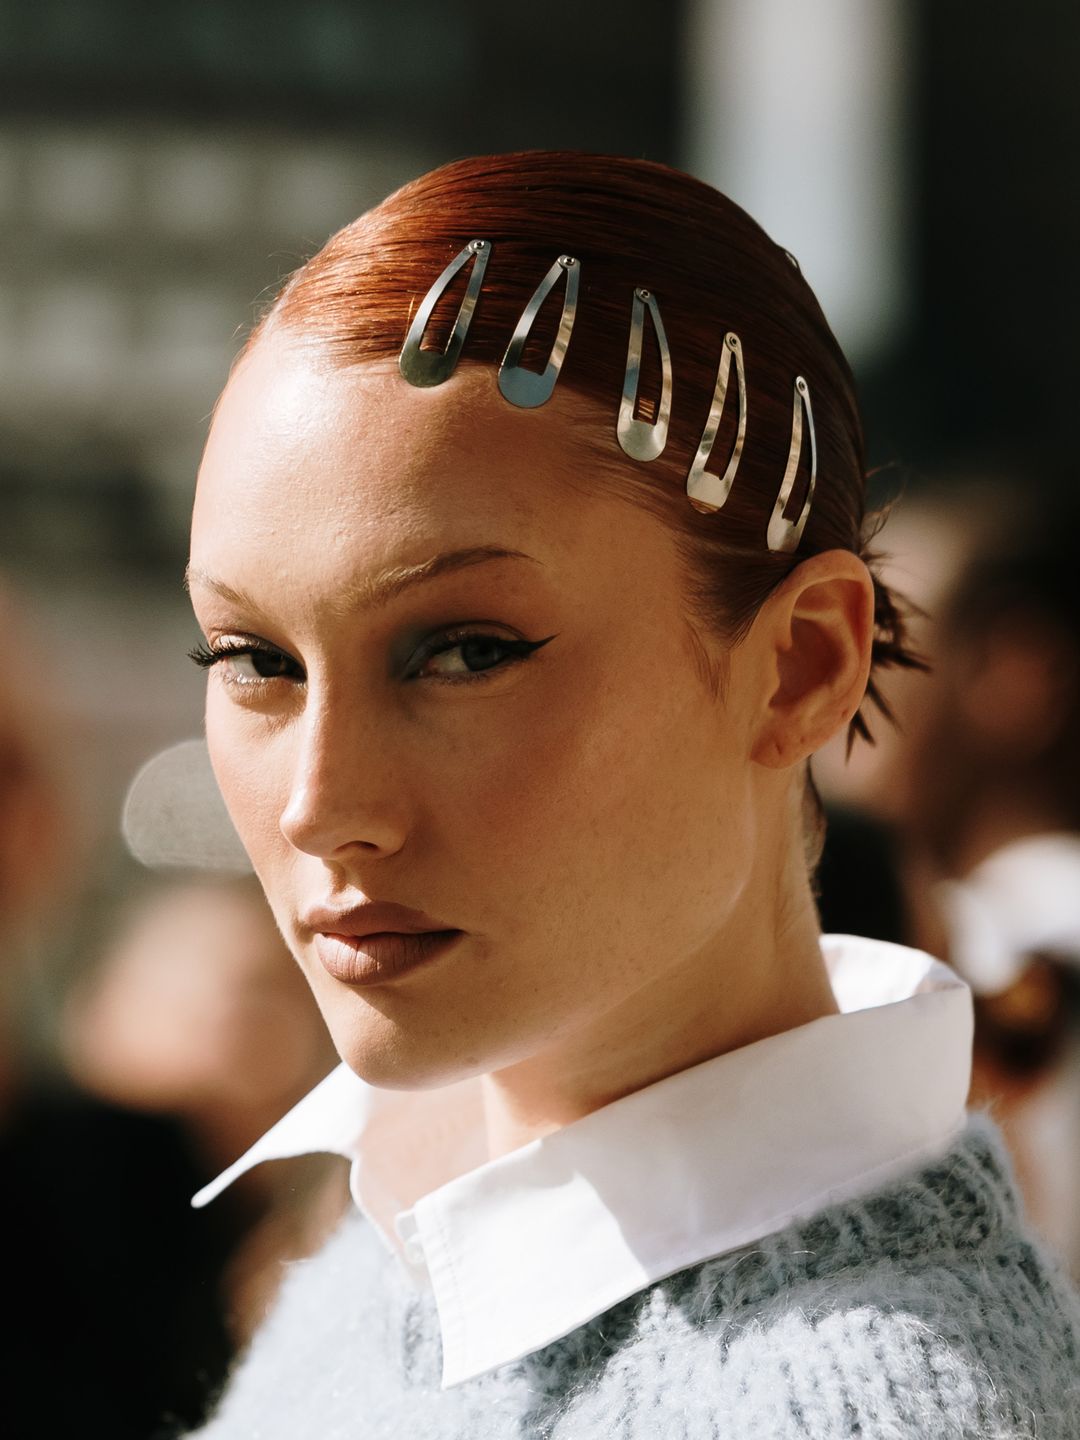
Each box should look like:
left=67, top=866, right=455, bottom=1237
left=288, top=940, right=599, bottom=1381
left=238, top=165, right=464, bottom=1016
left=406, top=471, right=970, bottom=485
left=2, top=0, right=1079, bottom=1433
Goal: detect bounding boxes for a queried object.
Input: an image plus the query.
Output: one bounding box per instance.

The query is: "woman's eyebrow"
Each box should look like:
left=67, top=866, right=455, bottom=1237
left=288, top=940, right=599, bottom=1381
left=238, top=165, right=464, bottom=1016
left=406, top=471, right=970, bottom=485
left=184, top=546, right=539, bottom=614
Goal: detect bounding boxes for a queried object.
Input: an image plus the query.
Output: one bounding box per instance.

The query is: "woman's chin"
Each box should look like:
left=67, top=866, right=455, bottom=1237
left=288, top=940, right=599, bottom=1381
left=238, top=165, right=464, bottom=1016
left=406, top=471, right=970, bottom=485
left=327, top=1014, right=486, bottom=1093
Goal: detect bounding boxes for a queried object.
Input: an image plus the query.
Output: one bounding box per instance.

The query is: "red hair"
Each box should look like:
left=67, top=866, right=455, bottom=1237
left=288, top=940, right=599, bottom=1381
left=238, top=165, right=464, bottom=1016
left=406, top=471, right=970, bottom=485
left=254, top=150, right=920, bottom=744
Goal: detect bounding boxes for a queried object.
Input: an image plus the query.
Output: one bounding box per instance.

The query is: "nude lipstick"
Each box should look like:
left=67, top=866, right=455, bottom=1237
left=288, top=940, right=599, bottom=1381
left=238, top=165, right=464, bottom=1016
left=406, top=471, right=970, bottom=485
left=302, top=901, right=465, bottom=986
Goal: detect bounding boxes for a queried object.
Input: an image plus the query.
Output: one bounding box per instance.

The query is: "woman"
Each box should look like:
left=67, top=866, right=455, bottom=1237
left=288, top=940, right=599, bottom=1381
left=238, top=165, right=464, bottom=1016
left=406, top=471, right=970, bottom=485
left=179, top=153, right=1080, bottom=1437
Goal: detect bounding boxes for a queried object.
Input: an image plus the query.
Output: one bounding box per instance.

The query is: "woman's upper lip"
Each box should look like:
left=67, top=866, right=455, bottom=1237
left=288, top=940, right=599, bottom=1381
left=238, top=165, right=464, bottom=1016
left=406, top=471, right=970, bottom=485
left=300, top=900, right=459, bottom=940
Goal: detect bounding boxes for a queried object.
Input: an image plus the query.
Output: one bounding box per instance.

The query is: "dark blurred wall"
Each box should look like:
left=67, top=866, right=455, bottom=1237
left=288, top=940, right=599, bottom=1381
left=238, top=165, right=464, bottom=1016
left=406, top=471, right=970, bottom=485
left=0, top=0, right=680, bottom=150
left=863, top=0, right=1080, bottom=475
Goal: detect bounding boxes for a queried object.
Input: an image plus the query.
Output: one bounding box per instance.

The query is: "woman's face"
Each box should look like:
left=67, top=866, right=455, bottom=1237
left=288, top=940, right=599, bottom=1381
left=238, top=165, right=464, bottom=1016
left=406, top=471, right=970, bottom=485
left=189, top=332, right=767, bottom=1089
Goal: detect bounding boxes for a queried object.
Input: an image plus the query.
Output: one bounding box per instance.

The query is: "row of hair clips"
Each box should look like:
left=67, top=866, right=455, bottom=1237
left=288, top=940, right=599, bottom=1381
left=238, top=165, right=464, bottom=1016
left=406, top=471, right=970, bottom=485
left=399, top=239, right=816, bottom=553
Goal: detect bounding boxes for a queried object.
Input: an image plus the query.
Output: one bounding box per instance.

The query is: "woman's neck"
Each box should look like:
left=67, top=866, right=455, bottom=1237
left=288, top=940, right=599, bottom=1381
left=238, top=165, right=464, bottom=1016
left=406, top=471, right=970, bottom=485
left=479, top=868, right=835, bottom=1161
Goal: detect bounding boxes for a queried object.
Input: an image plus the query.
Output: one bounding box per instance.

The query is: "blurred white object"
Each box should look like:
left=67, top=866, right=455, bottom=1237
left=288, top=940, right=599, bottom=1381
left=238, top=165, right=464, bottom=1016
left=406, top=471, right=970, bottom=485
left=938, top=834, right=1080, bottom=996
left=123, top=737, right=252, bottom=872
left=684, top=0, right=910, bottom=364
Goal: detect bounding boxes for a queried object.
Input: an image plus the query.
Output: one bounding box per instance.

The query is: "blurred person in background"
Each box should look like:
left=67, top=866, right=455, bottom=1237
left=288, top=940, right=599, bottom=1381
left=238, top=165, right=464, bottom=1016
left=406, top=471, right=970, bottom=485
left=0, top=579, right=231, bottom=1439
left=62, top=874, right=344, bottom=1342
left=0, top=580, right=339, bottom=1436
left=820, top=480, right=1080, bottom=1273
left=0, top=580, right=63, bottom=1054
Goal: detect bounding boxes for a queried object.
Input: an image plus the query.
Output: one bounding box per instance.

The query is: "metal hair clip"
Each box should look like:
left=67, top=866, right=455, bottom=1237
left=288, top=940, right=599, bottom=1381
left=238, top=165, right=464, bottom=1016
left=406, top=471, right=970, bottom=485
left=617, top=288, right=673, bottom=462
left=498, top=255, right=580, bottom=408
left=399, top=239, right=491, bottom=388
left=685, top=332, right=746, bottom=513
left=766, top=376, right=817, bottom=553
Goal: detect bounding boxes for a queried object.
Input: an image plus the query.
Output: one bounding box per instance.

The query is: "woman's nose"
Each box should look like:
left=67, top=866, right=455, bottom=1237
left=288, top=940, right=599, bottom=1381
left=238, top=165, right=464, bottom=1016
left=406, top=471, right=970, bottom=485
left=278, top=699, right=409, bottom=861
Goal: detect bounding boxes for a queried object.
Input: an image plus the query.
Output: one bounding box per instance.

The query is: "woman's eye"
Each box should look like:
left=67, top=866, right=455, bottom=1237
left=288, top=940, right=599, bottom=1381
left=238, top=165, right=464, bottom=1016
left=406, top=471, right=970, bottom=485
left=188, top=641, right=303, bottom=686
left=411, top=632, right=554, bottom=681
left=223, top=650, right=297, bottom=683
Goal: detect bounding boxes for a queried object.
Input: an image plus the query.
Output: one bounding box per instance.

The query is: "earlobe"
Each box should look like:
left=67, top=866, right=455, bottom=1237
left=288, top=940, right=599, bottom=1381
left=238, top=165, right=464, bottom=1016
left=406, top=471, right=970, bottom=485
left=750, top=551, right=875, bottom=769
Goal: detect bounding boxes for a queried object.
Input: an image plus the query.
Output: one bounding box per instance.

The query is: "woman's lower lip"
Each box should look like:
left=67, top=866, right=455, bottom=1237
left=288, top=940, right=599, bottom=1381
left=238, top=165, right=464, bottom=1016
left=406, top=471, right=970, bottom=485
left=313, top=930, right=465, bottom=985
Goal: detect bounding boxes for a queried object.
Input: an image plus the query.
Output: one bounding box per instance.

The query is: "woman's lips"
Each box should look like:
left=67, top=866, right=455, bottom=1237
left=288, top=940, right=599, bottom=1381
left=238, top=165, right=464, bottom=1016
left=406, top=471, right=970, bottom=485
left=313, top=929, right=465, bottom=985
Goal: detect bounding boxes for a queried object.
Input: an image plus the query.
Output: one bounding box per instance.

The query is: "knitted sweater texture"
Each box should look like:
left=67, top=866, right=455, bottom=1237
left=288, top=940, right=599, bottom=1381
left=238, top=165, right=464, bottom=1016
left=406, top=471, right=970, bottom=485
left=192, top=1119, right=1080, bottom=1438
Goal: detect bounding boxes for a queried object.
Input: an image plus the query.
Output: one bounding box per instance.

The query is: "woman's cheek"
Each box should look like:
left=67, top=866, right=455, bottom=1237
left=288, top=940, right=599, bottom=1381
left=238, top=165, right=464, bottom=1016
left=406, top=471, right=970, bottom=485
left=441, top=689, right=639, bottom=861
left=205, top=699, right=288, bottom=865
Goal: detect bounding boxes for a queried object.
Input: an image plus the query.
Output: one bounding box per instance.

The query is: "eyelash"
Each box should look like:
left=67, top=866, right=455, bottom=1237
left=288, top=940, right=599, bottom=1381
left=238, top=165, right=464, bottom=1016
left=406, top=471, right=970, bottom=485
left=187, top=639, right=302, bottom=685
left=408, top=629, right=554, bottom=682
left=187, top=630, right=554, bottom=689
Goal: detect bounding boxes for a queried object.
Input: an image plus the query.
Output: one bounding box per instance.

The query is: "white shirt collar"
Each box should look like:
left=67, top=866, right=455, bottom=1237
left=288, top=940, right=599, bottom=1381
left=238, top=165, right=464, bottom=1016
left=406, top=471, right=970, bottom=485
left=193, top=935, right=972, bottom=1388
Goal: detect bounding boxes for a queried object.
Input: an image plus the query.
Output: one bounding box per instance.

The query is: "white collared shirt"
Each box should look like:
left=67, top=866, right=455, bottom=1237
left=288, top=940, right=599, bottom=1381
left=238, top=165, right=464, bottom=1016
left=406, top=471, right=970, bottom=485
left=194, top=935, right=972, bottom=1388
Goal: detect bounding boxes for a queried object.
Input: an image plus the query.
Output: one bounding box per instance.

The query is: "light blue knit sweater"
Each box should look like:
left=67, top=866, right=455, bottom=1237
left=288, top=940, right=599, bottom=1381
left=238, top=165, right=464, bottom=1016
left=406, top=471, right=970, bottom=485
left=192, top=1118, right=1080, bottom=1438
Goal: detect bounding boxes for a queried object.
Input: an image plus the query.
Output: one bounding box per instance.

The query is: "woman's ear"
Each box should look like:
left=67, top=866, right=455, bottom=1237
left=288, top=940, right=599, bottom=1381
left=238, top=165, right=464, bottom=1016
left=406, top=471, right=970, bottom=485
left=750, top=550, right=875, bottom=769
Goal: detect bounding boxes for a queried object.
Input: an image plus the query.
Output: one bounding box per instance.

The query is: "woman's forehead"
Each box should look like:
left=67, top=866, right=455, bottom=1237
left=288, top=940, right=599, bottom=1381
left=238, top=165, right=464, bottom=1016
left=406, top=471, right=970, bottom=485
left=191, top=333, right=678, bottom=611
left=198, top=334, right=593, bottom=520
